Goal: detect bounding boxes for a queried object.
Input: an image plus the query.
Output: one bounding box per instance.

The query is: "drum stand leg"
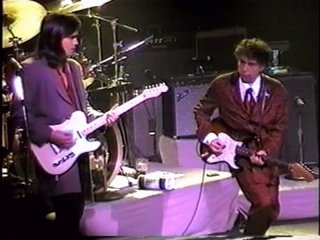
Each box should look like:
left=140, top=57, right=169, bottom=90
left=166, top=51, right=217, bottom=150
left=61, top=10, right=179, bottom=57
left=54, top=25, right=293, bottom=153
left=94, top=190, right=125, bottom=202
left=90, top=147, right=125, bottom=202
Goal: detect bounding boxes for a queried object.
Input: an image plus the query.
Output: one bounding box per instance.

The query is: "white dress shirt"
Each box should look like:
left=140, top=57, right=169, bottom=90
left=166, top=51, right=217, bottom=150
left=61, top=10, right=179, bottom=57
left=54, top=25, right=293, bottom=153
left=202, top=75, right=262, bottom=145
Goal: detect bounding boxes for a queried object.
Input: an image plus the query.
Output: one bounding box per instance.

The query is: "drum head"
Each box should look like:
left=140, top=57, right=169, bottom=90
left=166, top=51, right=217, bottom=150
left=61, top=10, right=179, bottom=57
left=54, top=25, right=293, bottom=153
left=98, top=123, right=125, bottom=187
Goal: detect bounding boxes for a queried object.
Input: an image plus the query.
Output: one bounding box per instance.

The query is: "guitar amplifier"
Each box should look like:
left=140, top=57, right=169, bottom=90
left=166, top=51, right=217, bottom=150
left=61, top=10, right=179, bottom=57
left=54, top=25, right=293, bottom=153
left=162, top=73, right=217, bottom=138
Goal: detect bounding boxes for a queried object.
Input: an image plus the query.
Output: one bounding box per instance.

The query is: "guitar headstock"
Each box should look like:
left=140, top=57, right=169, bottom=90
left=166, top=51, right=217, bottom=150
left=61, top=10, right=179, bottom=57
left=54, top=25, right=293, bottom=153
left=289, top=163, right=318, bottom=182
left=141, top=83, right=169, bottom=99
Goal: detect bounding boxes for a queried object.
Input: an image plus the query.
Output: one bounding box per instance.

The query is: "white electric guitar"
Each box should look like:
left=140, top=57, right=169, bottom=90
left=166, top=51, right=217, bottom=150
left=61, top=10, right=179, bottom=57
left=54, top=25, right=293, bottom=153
left=30, top=83, right=168, bottom=175
left=200, top=132, right=318, bottom=183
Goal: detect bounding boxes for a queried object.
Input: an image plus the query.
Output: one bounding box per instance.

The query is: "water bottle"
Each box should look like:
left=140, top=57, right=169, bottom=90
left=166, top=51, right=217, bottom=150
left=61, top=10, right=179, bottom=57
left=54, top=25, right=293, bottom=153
left=137, top=174, right=175, bottom=191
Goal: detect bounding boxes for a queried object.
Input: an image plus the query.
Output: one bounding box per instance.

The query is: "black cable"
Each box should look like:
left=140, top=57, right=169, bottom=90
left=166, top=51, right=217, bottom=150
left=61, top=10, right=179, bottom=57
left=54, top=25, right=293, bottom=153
left=119, top=165, right=134, bottom=187
left=181, top=158, right=208, bottom=236
left=116, top=116, right=130, bottom=164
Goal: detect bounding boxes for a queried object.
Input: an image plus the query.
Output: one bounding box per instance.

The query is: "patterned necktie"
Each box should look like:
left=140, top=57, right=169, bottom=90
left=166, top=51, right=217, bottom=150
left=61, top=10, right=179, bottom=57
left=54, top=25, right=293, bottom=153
left=244, top=88, right=256, bottom=112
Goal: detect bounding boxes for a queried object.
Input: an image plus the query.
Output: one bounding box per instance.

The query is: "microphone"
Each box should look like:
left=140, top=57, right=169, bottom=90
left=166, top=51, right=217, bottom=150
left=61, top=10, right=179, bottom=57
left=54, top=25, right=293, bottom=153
left=295, top=96, right=305, bottom=107
left=9, top=57, right=23, bottom=72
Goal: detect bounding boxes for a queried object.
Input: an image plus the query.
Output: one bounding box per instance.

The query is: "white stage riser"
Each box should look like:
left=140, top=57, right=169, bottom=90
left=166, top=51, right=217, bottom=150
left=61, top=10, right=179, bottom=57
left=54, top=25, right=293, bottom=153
left=159, top=135, right=319, bottom=221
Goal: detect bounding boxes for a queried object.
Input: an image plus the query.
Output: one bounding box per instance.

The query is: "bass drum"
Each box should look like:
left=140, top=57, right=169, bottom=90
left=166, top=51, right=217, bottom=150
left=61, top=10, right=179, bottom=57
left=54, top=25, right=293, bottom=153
left=91, top=122, right=125, bottom=189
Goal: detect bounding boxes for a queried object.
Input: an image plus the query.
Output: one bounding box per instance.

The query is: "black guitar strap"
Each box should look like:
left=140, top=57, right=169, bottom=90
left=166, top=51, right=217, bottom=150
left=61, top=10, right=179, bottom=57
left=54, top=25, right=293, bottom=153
left=256, top=75, right=270, bottom=149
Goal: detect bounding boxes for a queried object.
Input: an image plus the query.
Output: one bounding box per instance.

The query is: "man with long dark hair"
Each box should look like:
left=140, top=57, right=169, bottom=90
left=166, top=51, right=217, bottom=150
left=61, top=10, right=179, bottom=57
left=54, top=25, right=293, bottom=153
left=194, top=38, right=289, bottom=236
left=21, top=13, right=119, bottom=238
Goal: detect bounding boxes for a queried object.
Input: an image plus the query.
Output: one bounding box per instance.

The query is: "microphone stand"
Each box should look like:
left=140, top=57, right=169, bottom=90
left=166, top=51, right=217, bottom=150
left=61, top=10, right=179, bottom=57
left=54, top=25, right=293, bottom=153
left=285, top=97, right=307, bottom=181
left=297, top=106, right=305, bottom=164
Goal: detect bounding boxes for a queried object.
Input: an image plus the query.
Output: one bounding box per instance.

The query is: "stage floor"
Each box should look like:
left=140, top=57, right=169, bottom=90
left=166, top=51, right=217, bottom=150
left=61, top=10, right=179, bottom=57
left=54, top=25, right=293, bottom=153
left=80, top=162, right=319, bottom=238
left=80, top=162, right=239, bottom=237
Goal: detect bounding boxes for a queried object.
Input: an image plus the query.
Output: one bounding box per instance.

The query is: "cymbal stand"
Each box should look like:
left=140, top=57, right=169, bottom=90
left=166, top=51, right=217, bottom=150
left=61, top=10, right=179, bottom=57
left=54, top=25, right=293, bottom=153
left=86, top=12, right=138, bottom=85
left=110, top=18, right=120, bottom=84
left=7, top=27, right=34, bottom=196
left=89, top=9, right=104, bottom=88
left=7, top=26, right=25, bottom=60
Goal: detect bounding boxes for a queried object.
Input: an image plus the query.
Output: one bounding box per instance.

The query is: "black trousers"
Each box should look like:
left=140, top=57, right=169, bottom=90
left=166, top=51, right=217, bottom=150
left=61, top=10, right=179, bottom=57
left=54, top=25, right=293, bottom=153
left=49, top=193, right=85, bottom=239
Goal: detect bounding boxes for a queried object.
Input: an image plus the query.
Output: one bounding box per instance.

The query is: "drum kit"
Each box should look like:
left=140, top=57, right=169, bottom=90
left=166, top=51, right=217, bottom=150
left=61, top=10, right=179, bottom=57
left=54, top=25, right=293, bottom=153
left=2, top=0, right=153, bottom=200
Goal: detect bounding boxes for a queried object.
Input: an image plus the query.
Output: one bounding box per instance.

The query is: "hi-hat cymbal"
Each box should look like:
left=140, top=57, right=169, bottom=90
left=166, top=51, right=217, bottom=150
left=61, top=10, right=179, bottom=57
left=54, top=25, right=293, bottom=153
left=51, top=0, right=113, bottom=13
left=3, top=0, right=47, bottom=48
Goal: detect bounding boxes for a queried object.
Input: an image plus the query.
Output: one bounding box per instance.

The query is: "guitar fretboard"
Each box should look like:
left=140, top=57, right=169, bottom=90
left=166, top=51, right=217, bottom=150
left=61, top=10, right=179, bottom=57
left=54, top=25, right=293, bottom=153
left=81, top=94, right=146, bottom=137
left=235, top=145, right=289, bottom=169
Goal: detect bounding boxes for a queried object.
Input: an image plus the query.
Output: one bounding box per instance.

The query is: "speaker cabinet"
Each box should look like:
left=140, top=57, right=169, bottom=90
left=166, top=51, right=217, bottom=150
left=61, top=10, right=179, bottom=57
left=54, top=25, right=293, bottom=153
left=130, top=97, right=163, bottom=159
left=274, top=72, right=319, bottom=164
left=195, top=28, right=247, bottom=72
left=163, top=74, right=217, bottom=138
left=125, top=48, right=194, bottom=88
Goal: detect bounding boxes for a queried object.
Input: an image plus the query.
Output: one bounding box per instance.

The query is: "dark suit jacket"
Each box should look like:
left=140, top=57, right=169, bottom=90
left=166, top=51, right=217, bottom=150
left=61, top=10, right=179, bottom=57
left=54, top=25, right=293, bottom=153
left=22, top=58, right=88, bottom=146
left=22, top=58, right=94, bottom=196
left=194, top=71, right=289, bottom=184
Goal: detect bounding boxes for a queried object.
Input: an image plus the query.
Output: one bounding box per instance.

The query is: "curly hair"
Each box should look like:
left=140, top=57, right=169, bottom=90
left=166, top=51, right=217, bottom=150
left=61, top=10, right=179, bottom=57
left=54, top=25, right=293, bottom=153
left=234, top=38, right=271, bottom=66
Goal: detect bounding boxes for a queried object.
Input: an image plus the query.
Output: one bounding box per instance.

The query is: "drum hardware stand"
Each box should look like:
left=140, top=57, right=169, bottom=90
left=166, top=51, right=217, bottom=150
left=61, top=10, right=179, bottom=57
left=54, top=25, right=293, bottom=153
left=89, top=133, right=125, bottom=202
left=13, top=85, right=34, bottom=196
left=85, top=11, right=138, bottom=84
left=1, top=87, right=12, bottom=181
left=6, top=29, right=35, bottom=195
left=7, top=26, right=26, bottom=61
left=89, top=9, right=104, bottom=88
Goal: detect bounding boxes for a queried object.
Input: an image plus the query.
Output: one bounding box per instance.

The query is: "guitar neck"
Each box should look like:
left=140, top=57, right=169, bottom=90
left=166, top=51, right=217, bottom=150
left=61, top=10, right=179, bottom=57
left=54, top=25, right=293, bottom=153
left=264, top=156, right=289, bottom=169
left=236, top=146, right=289, bottom=168
left=81, top=94, right=146, bottom=136
left=234, top=142, right=319, bottom=182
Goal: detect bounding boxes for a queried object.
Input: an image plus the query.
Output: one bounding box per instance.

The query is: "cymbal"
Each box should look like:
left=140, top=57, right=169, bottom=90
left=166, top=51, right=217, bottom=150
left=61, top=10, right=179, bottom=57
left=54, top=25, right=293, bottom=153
left=51, top=0, right=113, bottom=13
left=3, top=0, right=47, bottom=48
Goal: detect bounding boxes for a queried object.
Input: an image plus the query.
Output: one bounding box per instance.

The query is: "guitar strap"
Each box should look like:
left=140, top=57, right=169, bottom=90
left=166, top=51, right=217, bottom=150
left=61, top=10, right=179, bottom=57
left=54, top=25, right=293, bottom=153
left=68, top=60, right=86, bottom=112
left=255, top=76, right=264, bottom=149
left=256, top=76, right=270, bottom=150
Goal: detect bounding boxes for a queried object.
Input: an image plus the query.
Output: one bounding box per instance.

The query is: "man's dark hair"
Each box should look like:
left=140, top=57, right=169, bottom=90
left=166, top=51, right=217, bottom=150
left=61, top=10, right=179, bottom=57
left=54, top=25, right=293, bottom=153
left=234, top=38, right=271, bottom=66
left=37, top=13, right=81, bottom=68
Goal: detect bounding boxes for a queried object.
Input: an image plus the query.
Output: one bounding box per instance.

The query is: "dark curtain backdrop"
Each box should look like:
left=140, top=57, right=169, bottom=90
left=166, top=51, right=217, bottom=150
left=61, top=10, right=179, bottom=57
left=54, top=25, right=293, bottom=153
left=11, top=0, right=318, bottom=83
